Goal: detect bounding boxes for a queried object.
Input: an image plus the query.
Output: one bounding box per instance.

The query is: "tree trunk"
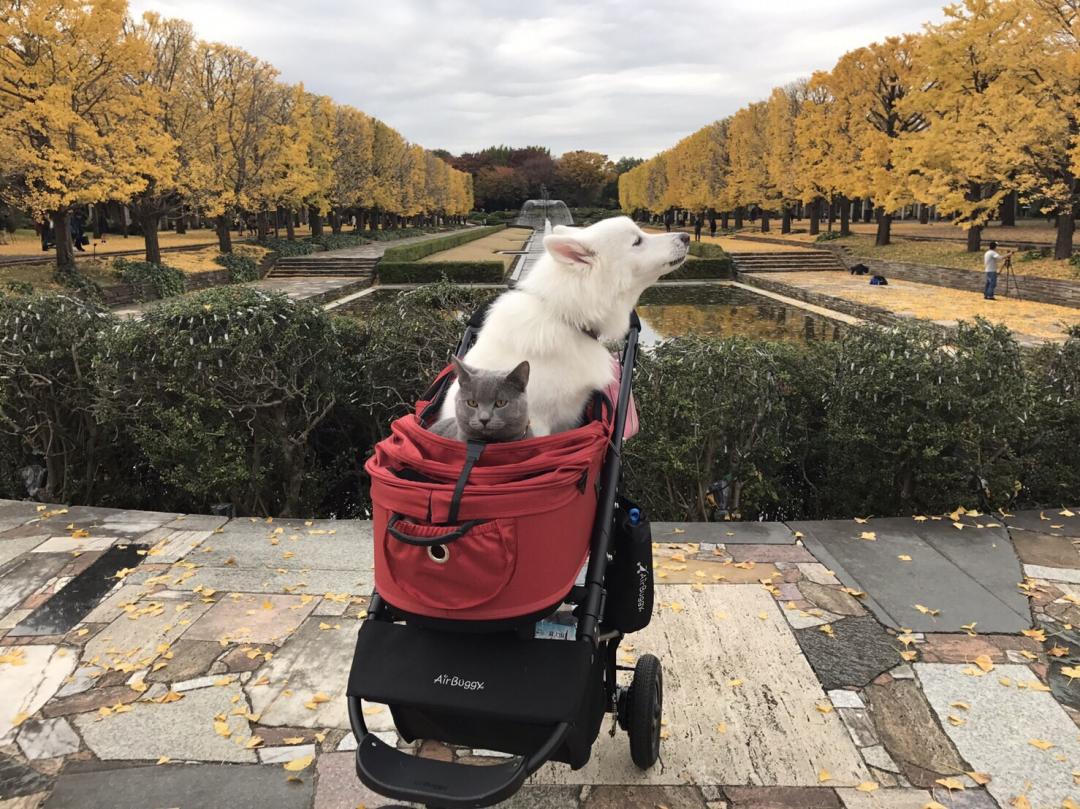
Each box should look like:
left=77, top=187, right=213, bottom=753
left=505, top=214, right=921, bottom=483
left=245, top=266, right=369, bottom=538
left=839, top=194, right=851, bottom=237
left=138, top=209, right=162, bottom=265
left=734, top=207, right=743, bottom=229
left=284, top=208, right=295, bottom=241
left=827, top=199, right=836, bottom=229
left=760, top=211, right=770, bottom=233
left=175, top=206, right=187, bottom=234
left=1055, top=208, right=1075, bottom=261
left=308, top=205, right=323, bottom=237
left=875, top=208, right=892, bottom=246
left=52, top=210, right=75, bottom=272
left=215, top=214, right=233, bottom=253
left=1000, top=190, right=1017, bottom=227
left=781, top=207, right=792, bottom=234
left=256, top=210, right=269, bottom=242
left=809, top=199, right=821, bottom=235
left=92, top=202, right=106, bottom=239
left=919, top=203, right=929, bottom=225
left=966, top=225, right=983, bottom=253
left=721, top=212, right=729, bottom=230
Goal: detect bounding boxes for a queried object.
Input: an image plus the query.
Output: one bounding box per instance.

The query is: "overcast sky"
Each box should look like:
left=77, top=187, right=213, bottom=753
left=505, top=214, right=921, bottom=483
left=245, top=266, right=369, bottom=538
left=129, top=0, right=946, bottom=161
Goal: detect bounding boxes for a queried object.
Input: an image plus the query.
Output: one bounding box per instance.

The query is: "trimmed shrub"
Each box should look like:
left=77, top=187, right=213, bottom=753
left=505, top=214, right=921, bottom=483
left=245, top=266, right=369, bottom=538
left=214, top=252, right=260, bottom=282
left=376, top=261, right=505, bottom=284
left=688, top=242, right=727, bottom=259
left=313, top=232, right=369, bottom=251
left=4, top=280, right=33, bottom=295
left=112, top=258, right=185, bottom=300
left=666, top=258, right=732, bottom=280
left=815, top=231, right=846, bottom=242
left=96, top=286, right=364, bottom=517
left=265, top=238, right=318, bottom=257
left=1020, top=247, right=1052, bottom=262
left=0, top=293, right=116, bottom=502
left=1070, top=253, right=1080, bottom=272
left=382, top=225, right=505, bottom=262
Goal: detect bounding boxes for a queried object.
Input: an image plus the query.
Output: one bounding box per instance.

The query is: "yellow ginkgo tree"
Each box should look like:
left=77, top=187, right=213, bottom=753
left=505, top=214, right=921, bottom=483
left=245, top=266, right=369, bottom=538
left=0, top=0, right=174, bottom=270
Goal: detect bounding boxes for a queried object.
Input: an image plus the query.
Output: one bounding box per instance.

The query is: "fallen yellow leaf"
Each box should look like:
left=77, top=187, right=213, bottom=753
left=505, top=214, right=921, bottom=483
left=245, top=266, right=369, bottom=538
left=950, top=701, right=970, bottom=711
left=1010, top=797, right=1032, bottom=809
left=935, top=777, right=965, bottom=791
left=974, top=655, right=995, bottom=673
left=283, top=755, right=314, bottom=772
left=283, top=736, right=306, bottom=744
left=214, top=720, right=232, bottom=738
left=859, top=531, right=877, bottom=541
left=156, top=756, right=170, bottom=765
left=818, top=769, right=832, bottom=782
left=1028, top=738, right=1053, bottom=750
left=966, top=771, right=991, bottom=785
left=728, top=678, right=743, bottom=688
left=815, top=703, right=833, bottom=714
left=855, top=781, right=878, bottom=793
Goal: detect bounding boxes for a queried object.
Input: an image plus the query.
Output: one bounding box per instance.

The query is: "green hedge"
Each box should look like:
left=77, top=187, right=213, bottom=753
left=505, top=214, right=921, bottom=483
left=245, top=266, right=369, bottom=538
left=1, top=283, right=1077, bottom=521
left=214, top=252, right=260, bottom=282
left=666, top=258, right=732, bottom=280
left=112, top=258, right=185, bottom=300
left=688, top=241, right=727, bottom=259
left=377, top=261, right=505, bottom=284
left=382, top=225, right=505, bottom=262
left=265, top=238, right=318, bottom=257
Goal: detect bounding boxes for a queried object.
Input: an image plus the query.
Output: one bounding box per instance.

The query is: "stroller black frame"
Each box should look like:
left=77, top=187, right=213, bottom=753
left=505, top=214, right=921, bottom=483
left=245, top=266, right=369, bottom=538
left=346, top=309, right=660, bottom=808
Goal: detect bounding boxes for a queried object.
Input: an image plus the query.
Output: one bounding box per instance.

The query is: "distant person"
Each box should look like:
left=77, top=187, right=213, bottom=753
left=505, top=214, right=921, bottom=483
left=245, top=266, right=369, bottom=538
left=693, top=213, right=703, bottom=242
left=663, top=210, right=673, bottom=233
left=71, top=213, right=86, bottom=252
left=709, top=212, right=717, bottom=238
left=983, top=241, right=1005, bottom=300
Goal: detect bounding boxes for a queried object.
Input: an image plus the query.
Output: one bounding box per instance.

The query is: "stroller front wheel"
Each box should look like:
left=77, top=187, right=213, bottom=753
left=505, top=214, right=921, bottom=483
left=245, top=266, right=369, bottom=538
left=627, top=653, right=663, bottom=769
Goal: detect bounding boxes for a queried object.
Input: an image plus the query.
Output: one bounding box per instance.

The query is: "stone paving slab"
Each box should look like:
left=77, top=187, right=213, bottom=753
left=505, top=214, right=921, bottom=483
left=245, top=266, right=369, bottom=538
left=167, top=567, right=371, bottom=597
left=790, top=518, right=1030, bottom=632
left=1004, top=507, right=1080, bottom=536
left=81, top=594, right=212, bottom=671
left=536, top=584, right=868, bottom=786
left=0, top=536, right=48, bottom=568
left=0, top=645, right=76, bottom=744
left=182, top=593, right=318, bottom=645
left=652, top=522, right=797, bottom=545
left=245, top=617, right=356, bottom=729
left=0, top=554, right=68, bottom=618
left=1010, top=531, right=1080, bottom=568
left=73, top=681, right=256, bottom=762
left=916, top=662, right=1080, bottom=808
left=42, top=763, right=313, bottom=809
left=197, top=523, right=370, bottom=571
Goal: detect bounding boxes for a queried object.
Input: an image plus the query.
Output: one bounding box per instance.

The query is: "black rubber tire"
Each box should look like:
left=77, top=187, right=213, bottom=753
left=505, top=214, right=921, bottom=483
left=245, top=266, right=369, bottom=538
left=627, top=653, right=662, bottom=769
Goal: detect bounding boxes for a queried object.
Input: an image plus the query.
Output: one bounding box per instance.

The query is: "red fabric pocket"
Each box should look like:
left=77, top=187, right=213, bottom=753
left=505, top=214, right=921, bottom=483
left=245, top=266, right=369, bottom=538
left=383, top=517, right=517, bottom=610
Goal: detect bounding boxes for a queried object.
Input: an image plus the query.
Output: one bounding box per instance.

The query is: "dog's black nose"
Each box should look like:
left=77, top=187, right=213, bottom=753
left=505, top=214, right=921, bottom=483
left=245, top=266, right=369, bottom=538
left=678, top=232, right=690, bottom=245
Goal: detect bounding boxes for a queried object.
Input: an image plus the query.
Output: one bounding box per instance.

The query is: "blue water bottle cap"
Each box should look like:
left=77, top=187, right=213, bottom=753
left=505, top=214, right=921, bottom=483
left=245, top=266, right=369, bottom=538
left=628, top=508, right=641, bottom=526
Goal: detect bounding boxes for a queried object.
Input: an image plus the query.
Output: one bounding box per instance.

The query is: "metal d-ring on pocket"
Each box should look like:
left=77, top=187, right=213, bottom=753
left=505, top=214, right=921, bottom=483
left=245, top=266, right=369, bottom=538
left=427, top=544, right=450, bottom=564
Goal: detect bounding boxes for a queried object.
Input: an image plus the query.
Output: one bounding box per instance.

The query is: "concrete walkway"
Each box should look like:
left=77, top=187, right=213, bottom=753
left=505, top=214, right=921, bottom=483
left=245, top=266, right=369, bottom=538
left=1, top=498, right=1077, bottom=808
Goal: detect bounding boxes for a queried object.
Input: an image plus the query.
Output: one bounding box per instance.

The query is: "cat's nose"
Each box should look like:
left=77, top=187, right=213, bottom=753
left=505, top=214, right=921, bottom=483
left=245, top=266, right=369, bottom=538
left=478, top=415, right=490, bottom=425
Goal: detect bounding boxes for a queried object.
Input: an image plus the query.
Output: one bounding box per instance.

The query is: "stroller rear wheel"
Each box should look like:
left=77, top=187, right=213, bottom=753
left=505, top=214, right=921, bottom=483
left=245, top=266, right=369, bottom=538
left=627, top=654, right=662, bottom=769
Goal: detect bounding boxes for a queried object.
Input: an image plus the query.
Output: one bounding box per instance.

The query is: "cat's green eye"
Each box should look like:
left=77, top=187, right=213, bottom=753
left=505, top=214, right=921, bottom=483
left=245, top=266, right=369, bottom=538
left=494, top=400, right=507, bottom=408
left=466, top=400, right=477, bottom=407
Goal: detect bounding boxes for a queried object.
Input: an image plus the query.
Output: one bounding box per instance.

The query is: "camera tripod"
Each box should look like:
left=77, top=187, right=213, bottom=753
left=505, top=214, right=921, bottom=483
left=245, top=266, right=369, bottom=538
left=1001, top=254, right=1022, bottom=300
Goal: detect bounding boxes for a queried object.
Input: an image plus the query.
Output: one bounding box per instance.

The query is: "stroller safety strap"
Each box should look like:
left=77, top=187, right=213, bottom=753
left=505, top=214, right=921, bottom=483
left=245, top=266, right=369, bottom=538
left=386, top=514, right=486, bottom=547
left=448, top=439, right=485, bottom=523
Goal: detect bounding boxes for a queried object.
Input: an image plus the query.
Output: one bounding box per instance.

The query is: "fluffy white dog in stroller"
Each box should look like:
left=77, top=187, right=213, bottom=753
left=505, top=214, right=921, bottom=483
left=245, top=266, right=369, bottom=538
left=441, top=216, right=690, bottom=436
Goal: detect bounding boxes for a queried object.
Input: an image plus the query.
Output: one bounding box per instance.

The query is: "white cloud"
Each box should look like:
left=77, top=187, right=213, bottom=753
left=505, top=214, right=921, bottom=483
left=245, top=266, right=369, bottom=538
left=128, top=0, right=947, bottom=159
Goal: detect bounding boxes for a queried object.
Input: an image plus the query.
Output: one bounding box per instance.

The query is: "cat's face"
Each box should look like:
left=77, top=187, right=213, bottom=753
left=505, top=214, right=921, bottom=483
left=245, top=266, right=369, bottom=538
left=452, top=357, right=530, bottom=442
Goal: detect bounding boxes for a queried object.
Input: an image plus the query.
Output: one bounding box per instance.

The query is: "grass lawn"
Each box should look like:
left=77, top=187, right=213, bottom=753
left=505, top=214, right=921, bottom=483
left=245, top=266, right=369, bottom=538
left=1, top=243, right=271, bottom=295
left=767, top=270, right=1080, bottom=344
left=833, top=235, right=1077, bottom=281
left=418, top=227, right=531, bottom=268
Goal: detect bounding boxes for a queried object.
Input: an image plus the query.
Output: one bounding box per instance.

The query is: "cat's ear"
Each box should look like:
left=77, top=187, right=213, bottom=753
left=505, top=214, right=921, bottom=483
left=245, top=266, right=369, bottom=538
left=450, top=355, right=471, bottom=383
left=505, top=360, right=529, bottom=392
left=543, top=234, right=594, bottom=269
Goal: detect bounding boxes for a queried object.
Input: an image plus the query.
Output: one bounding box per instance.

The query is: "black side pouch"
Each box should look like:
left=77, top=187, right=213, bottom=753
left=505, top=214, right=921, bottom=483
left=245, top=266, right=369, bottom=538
left=604, top=497, right=654, bottom=633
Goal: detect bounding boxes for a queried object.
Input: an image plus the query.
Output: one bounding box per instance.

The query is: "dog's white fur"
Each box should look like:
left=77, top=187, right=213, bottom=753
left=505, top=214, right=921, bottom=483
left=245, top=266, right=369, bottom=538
left=440, top=216, right=689, bottom=436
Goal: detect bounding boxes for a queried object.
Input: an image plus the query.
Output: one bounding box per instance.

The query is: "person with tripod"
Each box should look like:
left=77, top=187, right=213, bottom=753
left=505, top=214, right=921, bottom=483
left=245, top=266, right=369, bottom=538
left=983, top=241, right=1012, bottom=300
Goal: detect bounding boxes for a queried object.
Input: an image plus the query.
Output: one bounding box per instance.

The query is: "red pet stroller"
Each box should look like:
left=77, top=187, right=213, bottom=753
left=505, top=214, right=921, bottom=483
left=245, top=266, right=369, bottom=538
left=346, top=307, right=660, bottom=808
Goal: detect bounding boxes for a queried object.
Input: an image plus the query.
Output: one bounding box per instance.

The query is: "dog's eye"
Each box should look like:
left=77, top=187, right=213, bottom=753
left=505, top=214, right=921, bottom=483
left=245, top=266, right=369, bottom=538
left=494, top=400, right=507, bottom=408
left=633, top=236, right=643, bottom=247
left=466, top=400, right=477, bottom=407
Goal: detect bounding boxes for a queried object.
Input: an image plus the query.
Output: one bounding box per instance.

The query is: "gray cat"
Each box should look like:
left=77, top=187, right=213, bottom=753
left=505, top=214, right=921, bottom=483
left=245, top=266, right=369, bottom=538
left=429, top=356, right=533, bottom=442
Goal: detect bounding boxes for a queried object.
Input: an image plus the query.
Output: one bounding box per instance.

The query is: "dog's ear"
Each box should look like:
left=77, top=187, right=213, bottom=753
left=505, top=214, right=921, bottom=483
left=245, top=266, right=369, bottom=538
left=551, top=224, right=578, bottom=234
left=544, top=234, right=594, bottom=269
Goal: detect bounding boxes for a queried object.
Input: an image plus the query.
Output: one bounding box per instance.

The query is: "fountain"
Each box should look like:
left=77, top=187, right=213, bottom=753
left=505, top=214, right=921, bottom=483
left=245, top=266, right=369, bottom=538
left=514, top=186, right=573, bottom=228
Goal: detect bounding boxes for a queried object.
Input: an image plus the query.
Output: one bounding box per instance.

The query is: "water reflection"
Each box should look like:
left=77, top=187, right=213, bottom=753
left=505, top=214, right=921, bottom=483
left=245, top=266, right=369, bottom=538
left=637, top=285, right=844, bottom=345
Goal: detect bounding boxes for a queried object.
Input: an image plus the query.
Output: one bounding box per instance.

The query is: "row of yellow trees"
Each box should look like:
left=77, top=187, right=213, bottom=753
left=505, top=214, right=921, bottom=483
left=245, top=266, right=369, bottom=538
left=620, top=0, right=1080, bottom=258
left=0, top=0, right=474, bottom=269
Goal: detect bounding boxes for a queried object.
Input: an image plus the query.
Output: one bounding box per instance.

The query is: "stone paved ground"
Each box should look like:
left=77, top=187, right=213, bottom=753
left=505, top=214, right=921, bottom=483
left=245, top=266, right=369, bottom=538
left=758, top=271, right=1080, bottom=344
left=1, top=499, right=1078, bottom=809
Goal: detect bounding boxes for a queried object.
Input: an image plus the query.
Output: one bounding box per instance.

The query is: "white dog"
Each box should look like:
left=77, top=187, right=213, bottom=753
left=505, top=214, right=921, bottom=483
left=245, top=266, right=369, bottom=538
left=440, top=216, right=690, bottom=436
